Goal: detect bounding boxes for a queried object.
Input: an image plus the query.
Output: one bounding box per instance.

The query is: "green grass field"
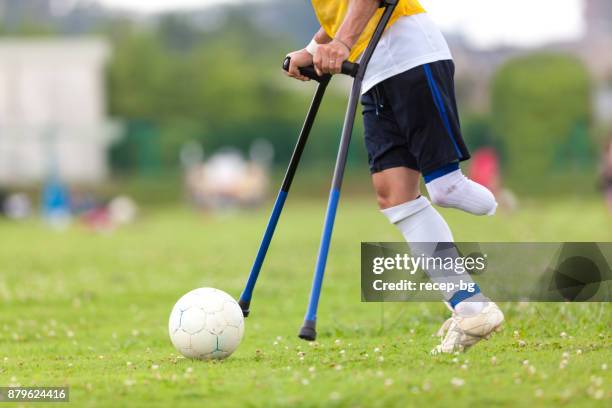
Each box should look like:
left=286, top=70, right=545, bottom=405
left=0, top=197, right=610, bottom=407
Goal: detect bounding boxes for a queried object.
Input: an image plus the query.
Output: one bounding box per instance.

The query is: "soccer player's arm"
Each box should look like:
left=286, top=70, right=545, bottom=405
left=313, top=27, right=332, bottom=44
left=314, top=0, right=379, bottom=75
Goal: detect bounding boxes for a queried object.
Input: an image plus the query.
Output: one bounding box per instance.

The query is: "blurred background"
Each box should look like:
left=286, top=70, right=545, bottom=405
left=0, top=0, right=611, bottom=224
left=1, top=4, right=610, bottom=402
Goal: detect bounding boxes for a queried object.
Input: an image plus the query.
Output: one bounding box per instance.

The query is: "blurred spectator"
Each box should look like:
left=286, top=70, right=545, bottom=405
left=1, top=192, right=32, bottom=220
left=80, top=195, right=138, bottom=232
left=468, top=147, right=500, bottom=194
left=469, top=147, right=518, bottom=212
left=0, top=189, right=32, bottom=220
left=41, top=176, right=72, bottom=229
left=184, top=143, right=271, bottom=211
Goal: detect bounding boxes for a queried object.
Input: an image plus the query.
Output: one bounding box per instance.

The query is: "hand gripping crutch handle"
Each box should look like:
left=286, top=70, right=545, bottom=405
left=282, top=56, right=359, bottom=83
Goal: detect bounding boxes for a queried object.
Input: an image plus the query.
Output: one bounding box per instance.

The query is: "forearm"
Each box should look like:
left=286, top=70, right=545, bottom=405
left=335, top=0, right=380, bottom=49
left=313, top=27, right=332, bottom=44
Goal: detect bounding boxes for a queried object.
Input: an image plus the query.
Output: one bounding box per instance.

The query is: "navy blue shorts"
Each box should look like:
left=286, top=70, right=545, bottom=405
left=361, top=60, right=470, bottom=175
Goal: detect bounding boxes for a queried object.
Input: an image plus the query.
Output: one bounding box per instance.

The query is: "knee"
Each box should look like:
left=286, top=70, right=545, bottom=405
left=376, top=189, right=396, bottom=210
left=372, top=167, right=421, bottom=209
left=376, top=188, right=420, bottom=210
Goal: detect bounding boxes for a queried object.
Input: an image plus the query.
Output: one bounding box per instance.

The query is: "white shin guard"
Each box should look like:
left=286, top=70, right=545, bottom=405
left=381, top=196, right=454, bottom=242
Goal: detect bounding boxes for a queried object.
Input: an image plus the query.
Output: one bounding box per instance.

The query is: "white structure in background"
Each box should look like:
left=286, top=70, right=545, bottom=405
left=183, top=141, right=274, bottom=210
left=0, top=37, right=119, bottom=184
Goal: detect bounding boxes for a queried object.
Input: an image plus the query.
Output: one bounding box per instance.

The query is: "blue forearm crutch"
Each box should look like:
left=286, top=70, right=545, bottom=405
left=298, top=0, right=400, bottom=341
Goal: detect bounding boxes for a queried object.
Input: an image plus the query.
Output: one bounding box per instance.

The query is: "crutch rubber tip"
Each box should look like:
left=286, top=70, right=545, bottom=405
left=298, top=320, right=317, bottom=341
left=238, top=300, right=250, bottom=317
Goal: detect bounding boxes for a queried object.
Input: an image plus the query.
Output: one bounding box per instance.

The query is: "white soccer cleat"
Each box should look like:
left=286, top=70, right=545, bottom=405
left=431, top=302, right=504, bottom=355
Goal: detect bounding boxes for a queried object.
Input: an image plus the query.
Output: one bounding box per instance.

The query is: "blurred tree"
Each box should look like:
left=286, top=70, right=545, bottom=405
left=106, top=11, right=352, bottom=174
left=106, top=26, right=167, bottom=119
left=461, top=114, right=507, bottom=164
left=157, top=13, right=201, bottom=52
left=491, top=53, right=594, bottom=187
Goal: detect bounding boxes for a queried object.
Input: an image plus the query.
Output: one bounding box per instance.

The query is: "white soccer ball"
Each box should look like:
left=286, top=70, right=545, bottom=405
left=168, top=288, right=245, bottom=360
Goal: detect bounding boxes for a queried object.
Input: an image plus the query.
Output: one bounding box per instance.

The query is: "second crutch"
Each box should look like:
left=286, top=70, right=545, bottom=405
left=298, top=0, right=400, bottom=341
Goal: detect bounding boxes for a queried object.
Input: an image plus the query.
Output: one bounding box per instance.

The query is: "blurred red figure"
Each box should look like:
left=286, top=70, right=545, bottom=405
left=468, top=147, right=518, bottom=211
left=468, top=147, right=500, bottom=194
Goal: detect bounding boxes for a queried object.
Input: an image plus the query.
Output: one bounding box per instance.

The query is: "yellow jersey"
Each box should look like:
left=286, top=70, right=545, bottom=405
left=311, top=0, right=425, bottom=62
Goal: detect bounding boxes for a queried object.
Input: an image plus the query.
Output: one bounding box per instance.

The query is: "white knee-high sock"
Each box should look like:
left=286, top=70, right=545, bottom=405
left=426, top=169, right=497, bottom=216
left=382, top=196, right=488, bottom=317
left=381, top=196, right=454, bottom=241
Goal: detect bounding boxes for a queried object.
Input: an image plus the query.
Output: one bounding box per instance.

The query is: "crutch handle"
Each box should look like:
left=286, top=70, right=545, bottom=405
left=282, top=56, right=359, bottom=83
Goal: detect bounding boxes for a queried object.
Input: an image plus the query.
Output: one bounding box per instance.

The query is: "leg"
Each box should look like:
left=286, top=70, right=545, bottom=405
left=373, top=167, right=502, bottom=344
left=366, top=66, right=492, bottom=308
left=375, top=174, right=504, bottom=354
left=365, top=62, right=503, bottom=354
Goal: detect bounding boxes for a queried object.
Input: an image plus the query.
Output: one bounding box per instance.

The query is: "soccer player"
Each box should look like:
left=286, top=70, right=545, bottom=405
left=285, top=0, right=504, bottom=354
